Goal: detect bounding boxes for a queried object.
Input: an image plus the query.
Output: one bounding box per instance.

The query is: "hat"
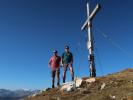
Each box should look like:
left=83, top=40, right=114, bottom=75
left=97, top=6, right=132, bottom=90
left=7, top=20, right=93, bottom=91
left=53, top=50, right=58, bottom=53
left=65, top=45, right=69, bottom=49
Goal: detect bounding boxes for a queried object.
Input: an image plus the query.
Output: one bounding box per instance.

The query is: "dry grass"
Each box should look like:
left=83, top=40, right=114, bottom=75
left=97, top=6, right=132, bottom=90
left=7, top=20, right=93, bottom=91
left=25, top=68, right=133, bottom=100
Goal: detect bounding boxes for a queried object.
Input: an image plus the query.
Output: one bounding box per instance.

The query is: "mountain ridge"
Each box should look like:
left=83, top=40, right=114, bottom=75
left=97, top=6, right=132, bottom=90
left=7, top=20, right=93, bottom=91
left=0, top=89, right=40, bottom=100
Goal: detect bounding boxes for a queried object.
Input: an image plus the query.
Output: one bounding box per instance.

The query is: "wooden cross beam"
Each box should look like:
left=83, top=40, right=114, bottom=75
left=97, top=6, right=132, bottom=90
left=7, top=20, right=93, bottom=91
left=81, top=4, right=101, bottom=31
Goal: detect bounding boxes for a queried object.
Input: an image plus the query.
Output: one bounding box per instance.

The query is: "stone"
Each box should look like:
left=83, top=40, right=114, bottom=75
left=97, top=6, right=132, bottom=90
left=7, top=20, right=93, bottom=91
left=100, top=83, right=106, bottom=90
left=85, top=78, right=96, bottom=83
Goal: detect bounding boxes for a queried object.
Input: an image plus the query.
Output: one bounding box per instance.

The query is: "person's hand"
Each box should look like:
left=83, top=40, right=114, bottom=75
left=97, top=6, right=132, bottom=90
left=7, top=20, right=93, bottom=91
left=70, top=61, right=73, bottom=65
left=48, top=63, right=51, bottom=68
left=61, top=63, right=63, bottom=67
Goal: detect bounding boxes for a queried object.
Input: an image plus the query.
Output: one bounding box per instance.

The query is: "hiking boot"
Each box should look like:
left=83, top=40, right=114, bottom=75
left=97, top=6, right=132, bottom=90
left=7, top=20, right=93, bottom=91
left=52, top=85, right=55, bottom=88
left=63, top=80, right=65, bottom=83
left=72, top=77, right=74, bottom=81
left=57, top=82, right=60, bottom=85
left=57, top=83, right=60, bottom=87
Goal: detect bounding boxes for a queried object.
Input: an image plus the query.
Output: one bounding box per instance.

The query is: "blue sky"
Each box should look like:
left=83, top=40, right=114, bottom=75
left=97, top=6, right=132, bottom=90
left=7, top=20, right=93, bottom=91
left=0, top=0, right=133, bottom=90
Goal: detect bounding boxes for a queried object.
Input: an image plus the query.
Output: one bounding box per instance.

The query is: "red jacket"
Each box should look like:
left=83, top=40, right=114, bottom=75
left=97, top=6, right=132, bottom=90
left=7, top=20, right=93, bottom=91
left=49, top=55, right=61, bottom=70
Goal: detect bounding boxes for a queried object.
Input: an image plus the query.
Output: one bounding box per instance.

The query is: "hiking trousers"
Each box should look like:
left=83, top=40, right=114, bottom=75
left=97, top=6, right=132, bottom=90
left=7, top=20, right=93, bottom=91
left=62, top=63, right=74, bottom=83
left=51, top=68, right=60, bottom=88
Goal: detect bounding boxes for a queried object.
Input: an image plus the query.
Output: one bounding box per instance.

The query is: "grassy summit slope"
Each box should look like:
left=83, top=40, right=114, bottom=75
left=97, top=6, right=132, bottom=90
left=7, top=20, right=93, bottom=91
left=25, top=68, right=133, bottom=100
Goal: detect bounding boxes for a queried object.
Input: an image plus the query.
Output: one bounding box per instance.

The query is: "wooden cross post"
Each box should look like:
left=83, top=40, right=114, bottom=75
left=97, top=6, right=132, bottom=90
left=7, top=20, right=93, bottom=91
left=81, top=2, right=101, bottom=77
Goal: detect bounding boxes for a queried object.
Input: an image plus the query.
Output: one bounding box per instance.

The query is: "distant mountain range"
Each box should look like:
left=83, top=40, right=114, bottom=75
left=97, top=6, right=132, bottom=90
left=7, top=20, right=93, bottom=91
left=0, top=89, right=40, bottom=100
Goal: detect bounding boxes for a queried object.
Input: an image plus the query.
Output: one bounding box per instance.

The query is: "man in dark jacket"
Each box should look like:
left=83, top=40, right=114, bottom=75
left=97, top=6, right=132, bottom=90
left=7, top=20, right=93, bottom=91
left=61, top=46, right=74, bottom=83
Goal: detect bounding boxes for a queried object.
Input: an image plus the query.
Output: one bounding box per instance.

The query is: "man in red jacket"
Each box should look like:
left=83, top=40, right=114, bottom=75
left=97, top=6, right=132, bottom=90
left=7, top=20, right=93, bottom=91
left=48, top=50, right=61, bottom=88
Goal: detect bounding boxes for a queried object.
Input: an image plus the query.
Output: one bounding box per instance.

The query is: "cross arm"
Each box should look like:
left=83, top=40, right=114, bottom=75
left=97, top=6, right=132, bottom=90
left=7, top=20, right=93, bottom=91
left=81, top=4, right=101, bottom=31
